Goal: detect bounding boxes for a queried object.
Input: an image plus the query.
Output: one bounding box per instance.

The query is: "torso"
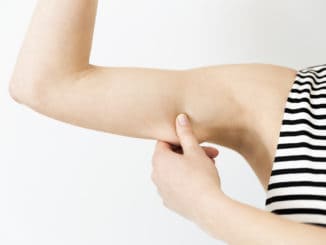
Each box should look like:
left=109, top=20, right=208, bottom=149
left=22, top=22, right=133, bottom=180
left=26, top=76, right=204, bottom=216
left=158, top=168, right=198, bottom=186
left=263, top=64, right=326, bottom=227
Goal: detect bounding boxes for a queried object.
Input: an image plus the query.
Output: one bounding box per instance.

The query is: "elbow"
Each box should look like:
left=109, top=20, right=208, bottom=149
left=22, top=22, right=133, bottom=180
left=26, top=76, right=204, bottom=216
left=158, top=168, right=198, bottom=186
left=9, top=80, right=23, bottom=104
left=9, top=77, right=43, bottom=108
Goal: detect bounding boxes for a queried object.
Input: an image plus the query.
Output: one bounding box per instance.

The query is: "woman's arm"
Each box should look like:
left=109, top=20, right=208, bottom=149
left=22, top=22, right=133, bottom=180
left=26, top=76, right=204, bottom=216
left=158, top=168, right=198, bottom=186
left=8, top=0, right=203, bottom=144
left=198, top=192, right=326, bottom=245
left=8, top=0, right=296, bottom=152
left=151, top=114, right=326, bottom=245
left=9, top=0, right=253, bottom=148
left=9, top=0, right=98, bottom=100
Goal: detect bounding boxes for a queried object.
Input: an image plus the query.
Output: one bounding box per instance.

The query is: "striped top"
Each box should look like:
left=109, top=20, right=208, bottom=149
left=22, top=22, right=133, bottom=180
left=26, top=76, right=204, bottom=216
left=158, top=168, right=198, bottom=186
left=265, top=64, right=326, bottom=228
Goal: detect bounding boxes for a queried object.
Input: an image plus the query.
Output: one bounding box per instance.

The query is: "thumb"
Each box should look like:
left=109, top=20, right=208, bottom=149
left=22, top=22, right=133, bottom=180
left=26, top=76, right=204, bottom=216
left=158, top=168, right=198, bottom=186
left=176, top=113, right=204, bottom=155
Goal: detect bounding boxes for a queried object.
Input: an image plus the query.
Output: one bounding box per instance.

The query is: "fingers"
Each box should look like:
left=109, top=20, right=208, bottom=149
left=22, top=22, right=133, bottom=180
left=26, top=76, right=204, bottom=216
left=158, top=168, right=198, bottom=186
left=154, top=114, right=220, bottom=159
left=175, top=113, right=203, bottom=155
left=165, top=145, right=219, bottom=158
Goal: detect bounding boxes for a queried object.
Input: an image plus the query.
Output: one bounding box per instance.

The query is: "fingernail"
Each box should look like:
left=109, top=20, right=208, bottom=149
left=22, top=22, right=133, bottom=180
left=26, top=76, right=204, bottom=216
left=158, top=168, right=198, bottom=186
left=177, top=114, right=188, bottom=126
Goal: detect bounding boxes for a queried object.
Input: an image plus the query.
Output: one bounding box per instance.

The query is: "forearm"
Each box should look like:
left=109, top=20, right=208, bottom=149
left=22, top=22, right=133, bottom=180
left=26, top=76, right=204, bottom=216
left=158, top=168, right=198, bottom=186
left=196, top=192, right=326, bottom=245
left=10, top=0, right=98, bottom=100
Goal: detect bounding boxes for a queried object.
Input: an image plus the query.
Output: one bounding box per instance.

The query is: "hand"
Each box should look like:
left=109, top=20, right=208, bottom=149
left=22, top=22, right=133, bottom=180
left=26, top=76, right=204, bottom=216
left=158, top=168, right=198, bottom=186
left=151, top=113, right=224, bottom=223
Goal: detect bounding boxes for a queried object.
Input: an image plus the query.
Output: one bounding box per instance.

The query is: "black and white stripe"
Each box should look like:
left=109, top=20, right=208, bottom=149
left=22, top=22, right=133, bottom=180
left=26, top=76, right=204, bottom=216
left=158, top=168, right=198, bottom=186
left=265, top=64, right=326, bottom=228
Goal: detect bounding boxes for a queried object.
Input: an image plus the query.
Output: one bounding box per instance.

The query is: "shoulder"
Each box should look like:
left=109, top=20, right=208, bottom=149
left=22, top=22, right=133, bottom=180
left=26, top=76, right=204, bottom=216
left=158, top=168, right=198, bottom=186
left=184, top=62, right=297, bottom=130
left=186, top=63, right=298, bottom=189
left=178, top=64, right=292, bottom=152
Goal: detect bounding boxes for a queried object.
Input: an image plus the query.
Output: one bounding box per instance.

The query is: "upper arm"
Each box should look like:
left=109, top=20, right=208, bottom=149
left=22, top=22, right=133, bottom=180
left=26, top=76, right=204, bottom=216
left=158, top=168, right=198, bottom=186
left=8, top=0, right=248, bottom=148
left=13, top=63, right=271, bottom=149
left=26, top=65, right=198, bottom=145
left=12, top=61, right=296, bottom=153
left=10, top=0, right=188, bottom=144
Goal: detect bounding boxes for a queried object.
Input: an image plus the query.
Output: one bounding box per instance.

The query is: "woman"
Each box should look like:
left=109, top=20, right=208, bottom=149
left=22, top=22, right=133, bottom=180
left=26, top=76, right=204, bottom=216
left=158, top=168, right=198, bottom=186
left=9, top=0, right=326, bottom=243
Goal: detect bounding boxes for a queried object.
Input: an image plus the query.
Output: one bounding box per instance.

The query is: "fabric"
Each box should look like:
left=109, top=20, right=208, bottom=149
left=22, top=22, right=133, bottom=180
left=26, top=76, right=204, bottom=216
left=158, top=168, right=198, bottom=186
left=265, top=64, right=326, bottom=228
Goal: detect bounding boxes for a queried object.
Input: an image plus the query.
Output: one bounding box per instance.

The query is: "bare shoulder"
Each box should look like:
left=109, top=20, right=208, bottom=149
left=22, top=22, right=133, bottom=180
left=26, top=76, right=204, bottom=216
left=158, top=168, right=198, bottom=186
left=187, top=63, right=298, bottom=189
left=229, top=63, right=297, bottom=189
left=226, top=63, right=298, bottom=189
left=210, top=63, right=298, bottom=123
left=186, top=63, right=297, bottom=137
left=187, top=62, right=297, bottom=109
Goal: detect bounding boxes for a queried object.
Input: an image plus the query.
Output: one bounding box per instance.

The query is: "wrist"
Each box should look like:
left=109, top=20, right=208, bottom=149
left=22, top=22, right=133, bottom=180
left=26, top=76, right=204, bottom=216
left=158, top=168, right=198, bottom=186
left=193, top=188, right=227, bottom=222
left=193, top=189, right=231, bottom=239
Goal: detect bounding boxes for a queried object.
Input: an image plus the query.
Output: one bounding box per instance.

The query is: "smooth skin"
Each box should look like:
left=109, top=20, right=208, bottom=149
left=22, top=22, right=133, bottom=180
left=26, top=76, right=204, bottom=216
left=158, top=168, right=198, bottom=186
left=9, top=0, right=325, bottom=243
left=9, top=0, right=297, bottom=191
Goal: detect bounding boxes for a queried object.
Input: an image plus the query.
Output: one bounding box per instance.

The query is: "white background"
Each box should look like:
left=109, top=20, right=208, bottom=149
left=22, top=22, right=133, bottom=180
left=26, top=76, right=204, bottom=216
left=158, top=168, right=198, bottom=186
left=1, top=0, right=326, bottom=244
